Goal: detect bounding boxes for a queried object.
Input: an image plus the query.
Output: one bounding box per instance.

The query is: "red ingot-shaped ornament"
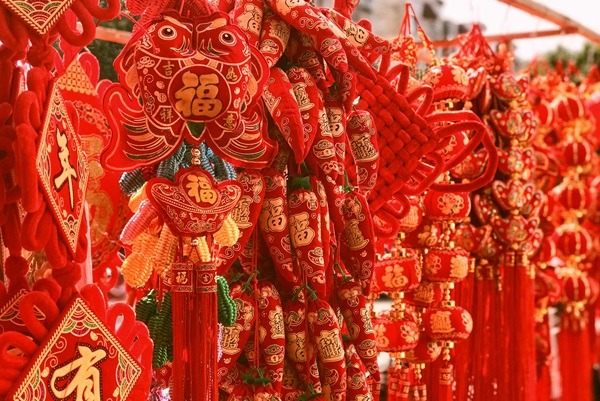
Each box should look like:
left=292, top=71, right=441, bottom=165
left=490, top=73, right=528, bottom=101
left=492, top=179, right=537, bottom=212
left=372, top=312, right=419, bottom=353
left=421, top=64, right=470, bottom=102
left=422, top=304, right=473, bottom=343
left=147, top=167, right=242, bottom=237
left=453, top=224, right=492, bottom=254
left=556, top=228, right=591, bottom=259
left=497, top=147, right=535, bottom=177
left=423, top=190, right=471, bottom=222
left=373, top=254, right=421, bottom=293
left=404, top=281, right=443, bottom=308
left=423, top=248, right=470, bottom=283
left=451, top=148, right=488, bottom=182
left=490, top=108, right=536, bottom=141
left=491, top=214, right=539, bottom=246
left=404, top=337, right=442, bottom=363
left=556, top=181, right=592, bottom=212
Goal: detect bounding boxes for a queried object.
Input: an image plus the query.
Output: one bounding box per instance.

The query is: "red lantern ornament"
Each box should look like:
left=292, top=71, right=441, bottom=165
left=421, top=64, right=469, bottom=103
left=422, top=303, right=473, bottom=343
left=423, top=190, right=471, bottom=223
left=556, top=228, right=591, bottom=260
left=563, top=275, right=593, bottom=304
left=372, top=312, right=420, bottom=353
left=497, top=147, right=535, bottom=177
left=490, top=108, right=536, bottom=141
left=403, top=337, right=442, bottom=364
left=397, top=197, right=423, bottom=233
left=423, top=248, right=470, bottom=283
left=556, top=181, right=592, bottom=213
left=552, top=93, right=586, bottom=125
left=490, top=73, right=528, bottom=101
left=404, top=282, right=443, bottom=308
left=373, top=253, right=421, bottom=294
left=563, top=140, right=593, bottom=167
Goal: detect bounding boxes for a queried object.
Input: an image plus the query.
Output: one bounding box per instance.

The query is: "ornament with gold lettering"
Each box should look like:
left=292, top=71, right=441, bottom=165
left=346, top=109, right=379, bottom=196
left=36, top=81, right=89, bottom=258
left=340, top=190, right=377, bottom=294
left=284, top=295, right=323, bottom=395
left=308, top=300, right=348, bottom=401
left=288, top=178, right=327, bottom=298
left=57, top=53, right=130, bottom=284
left=258, top=168, right=302, bottom=294
left=216, top=170, right=266, bottom=275
left=336, top=278, right=380, bottom=385
left=3, top=285, right=152, bottom=401
left=102, top=9, right=276, bottom=171
left=256, top=282, right=286, bottom=393
left=146, top=167, right=241, bottom=237
left=218, top=285, right=256, bottom=391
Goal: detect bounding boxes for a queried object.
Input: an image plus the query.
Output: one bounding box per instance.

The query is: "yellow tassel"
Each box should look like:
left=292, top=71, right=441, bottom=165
left=153, top=225, right=177, bottom=275
left=128, top=183, right=147, bottom=213
left=213, top=215, right=240, bottom=247
left=122, top=232, right=158, bottom=287
left=197, top=236, right=212, bottom=262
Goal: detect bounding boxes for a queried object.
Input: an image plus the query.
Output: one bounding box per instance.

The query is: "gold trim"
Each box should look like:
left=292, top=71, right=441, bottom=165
left=0, top=0, right=75, bottom=35
left=12, top=297, right=142, bottom=401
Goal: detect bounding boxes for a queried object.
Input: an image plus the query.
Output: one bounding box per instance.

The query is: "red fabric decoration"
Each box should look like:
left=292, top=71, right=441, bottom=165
left=102, top=11, right=275, bottom=171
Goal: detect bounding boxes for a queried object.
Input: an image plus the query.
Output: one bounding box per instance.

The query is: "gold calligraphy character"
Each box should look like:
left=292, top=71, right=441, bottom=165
left=163, top=61, right=174, bottom=77
left=160, top=108, right=173, bottom=123
left=186, top=174, right=217, bottom=204
left=175, top=271, right=189, bottom=284
left=192, top=74, right=222, bottom=117
left=50, top=345, right=107, bottom=401
left=174, top=71, right=224, bottom=118
left=53, top=130, right=77, bottom=210
left=429, top=311, right=455, bottom=334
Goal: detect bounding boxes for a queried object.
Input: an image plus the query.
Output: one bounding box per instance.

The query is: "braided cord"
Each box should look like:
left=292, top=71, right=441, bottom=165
left=119, top=169, right=145, bottom=196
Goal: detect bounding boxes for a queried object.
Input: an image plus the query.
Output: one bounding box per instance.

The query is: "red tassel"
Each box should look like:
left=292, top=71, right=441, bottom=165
left=558, top=319, right=591, bottom=401
left=536, top=363, right=550, bottom=401
left=438, top=363, right=453, bottom=401
left=453, top=274, right=473, bottom=401
left=505, top=257, right=536, bottom=401
left=387, top=365, right=398, bottom=401
left=192, top=263, right=218, bottom=401
left=171, top=261, right=192, bottom=401
left=397, top=365, right=412, bottom=401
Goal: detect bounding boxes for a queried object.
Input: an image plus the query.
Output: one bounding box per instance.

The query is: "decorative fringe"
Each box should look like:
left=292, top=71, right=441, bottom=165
left=437, top=364, right=453, bottom=401
left=192, top=263, right=218, bottom=401
left=505, top=261, right=535, bottom=401
left=558, top=320, right=591, bottom=401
